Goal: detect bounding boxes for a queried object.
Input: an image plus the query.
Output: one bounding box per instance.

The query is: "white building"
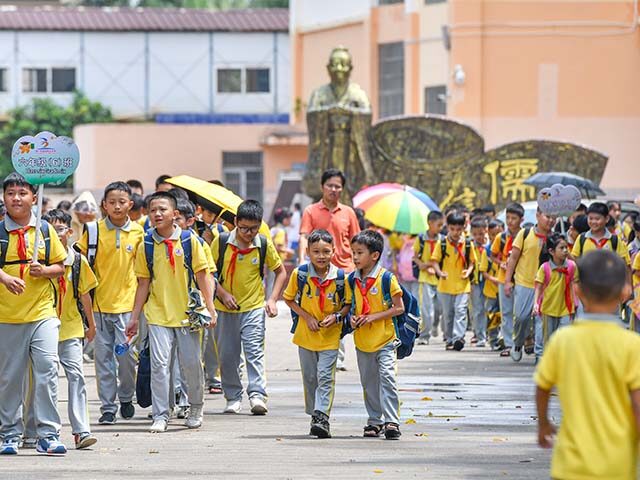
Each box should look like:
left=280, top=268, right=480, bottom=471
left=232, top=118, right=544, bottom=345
left=0, top=5, right=290, bottom=122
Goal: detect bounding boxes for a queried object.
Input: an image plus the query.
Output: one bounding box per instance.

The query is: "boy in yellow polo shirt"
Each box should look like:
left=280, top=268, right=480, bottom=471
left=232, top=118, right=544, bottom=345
left=284, top=229, right=351, bottom=438
left=504, top=208, right=556, bottom=363
left=572, top=202, right=630, bottom=265
left=430, top=212, right=477, bottom=351
left=346, top=230, right=405, bottom=440
left=480, top=220, right=503, bottom=350
left=535, top=250, right=640, bottom=480
left=127, top=191, right=216, bottom=433
left=212, top=200, right=287, bottom=416
left=470, top=217, right=489, bottom=347
left=77, top=181, right=144, bottom=425
left=24, top=209, right=98, bottom=450
left=0, top=173, right=67, bottom=455
left=412, top=210, right=444, bottom=344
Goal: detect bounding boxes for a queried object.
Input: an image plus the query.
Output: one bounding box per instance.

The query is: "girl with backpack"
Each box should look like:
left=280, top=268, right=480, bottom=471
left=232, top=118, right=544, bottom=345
left=533, top=233, right=578, bottom=358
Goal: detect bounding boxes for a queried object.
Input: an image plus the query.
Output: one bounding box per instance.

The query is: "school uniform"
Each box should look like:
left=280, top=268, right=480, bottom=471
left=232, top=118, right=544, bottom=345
left=470, top=242, right=488, bottom=344
left=283, top=263, right=344, bottom=416
left=491, top=231, right=519, bottom=349
left=413, top=235, right=441, bottom=340
left=431, top=238, right=477, bottom=345
left=345, top=262, right=402, bottom=427
left=478, top=248, right=501, bottom=347
left=25, top=247, right=98, bottom=438
left=78, top=217, right=144, bottom=415
left=535, top=260, right=577, bottom=347
left=201, top=226, right=223, bottom=391
left=571, top=230, right=631, bottom=265
left=211, top=229, right=282, bottom=404
left=135, top=226, right=210, bottom=422
left=0, top=214, right=67, bottom=441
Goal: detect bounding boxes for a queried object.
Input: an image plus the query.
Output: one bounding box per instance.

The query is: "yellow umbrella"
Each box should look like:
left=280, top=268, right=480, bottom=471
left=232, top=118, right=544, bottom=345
left=166, top=175, right=270, bottom=237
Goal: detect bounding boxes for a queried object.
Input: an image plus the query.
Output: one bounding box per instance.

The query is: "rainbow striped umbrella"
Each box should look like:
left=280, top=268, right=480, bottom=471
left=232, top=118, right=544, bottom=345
left=353, top=183, right=439, bottom=234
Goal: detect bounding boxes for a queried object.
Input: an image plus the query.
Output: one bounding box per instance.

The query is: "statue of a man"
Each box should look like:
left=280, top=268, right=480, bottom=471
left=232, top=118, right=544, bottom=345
left=304, top=46, right=375, bottom=201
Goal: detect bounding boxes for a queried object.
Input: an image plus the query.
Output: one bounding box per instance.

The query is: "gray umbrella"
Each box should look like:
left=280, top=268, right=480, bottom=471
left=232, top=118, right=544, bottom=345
left=524, top=171, right=605, bottom=199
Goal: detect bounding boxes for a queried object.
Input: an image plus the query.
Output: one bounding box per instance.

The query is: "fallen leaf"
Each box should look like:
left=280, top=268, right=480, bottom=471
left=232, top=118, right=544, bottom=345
left=452, top=428, right=459, bottom=431
left=492, top=437, right=507, bottom=443
left=149, top=449, right=159, bottom=454
left=373, top=469, right=384, bottom=474
left=276, top=438, right=282, bottom=441
left=405, top=418, right=417, bottom=424
left=519, top=458, right=534, bottom=463
left=414, top=433, right=429, bottom=437
left=515, top=405, right=522, bottom=409
left=421, top=396, right=433, bottom=401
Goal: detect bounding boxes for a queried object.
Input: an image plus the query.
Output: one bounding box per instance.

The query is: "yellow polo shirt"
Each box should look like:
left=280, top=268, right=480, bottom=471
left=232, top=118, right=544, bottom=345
left=283, top=264, right=344, bottom=351
left=77, top=218, right=144, bottom=314
left=0, top=215, right=67, bottom=324
left=513, top=227, right=546, bottom=289
left=57, top=249, right=98, bottom=342
left=534, top=261, right=578, bottom=318
left=632, top=249, right=640, bottom=287
left=534, top=317, right=640, bottom=480
left=430, top=238, right=476, bottom=295
left=211, top=229, right=282, bottom=313
left=413, top=234, right=439, bottom=285
left=490, top=231, right=519, bottom=284
left=571, top=231, right=631, bottom=265
left=135, top=227, right=210, bottom=328
left=345, top=264, right=402, bottom=353
left=478, top=248, right=499, bottom=299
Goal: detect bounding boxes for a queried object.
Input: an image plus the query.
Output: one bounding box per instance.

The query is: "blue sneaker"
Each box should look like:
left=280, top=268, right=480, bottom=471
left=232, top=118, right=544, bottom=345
left=36, top=436, right=67, bottom=456
left=0, top=437, right=19, bottom=455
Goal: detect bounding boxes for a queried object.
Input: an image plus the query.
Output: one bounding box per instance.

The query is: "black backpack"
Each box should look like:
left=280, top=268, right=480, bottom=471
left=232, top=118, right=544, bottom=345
left=439, top=237, right=471, bottom=270
left=215, top=231, right=267, bottom=284
left=0, top=220, right=52, bottom=267
left=577, top=232, right=618, bottom=255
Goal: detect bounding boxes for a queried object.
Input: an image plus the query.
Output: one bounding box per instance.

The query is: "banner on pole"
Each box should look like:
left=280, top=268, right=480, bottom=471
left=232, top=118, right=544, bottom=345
left=11, top=131, right=79, bottom=185
left=537, top=184, right=582, bottom=217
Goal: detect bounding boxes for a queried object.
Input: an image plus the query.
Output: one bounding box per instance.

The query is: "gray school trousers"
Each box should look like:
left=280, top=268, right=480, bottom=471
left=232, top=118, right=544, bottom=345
left=417, top=283, right=440, bottom=339
left=94, top=312, right=137, bottom=415
left=216, top=308, right=267, bottom=403
left=498, top=284, right=515, bottom=349
left=298, top=347, right=339, bottom=416
left=513, top=285, right=542, bottom=353
left=0, top=318, right=61, bottom=440
left=25, top=337, right=91, bottom=437
left=440, top=293, right=469, bottom=343
left=203, top=326, right=222, bottom=389
left=470, top=284, right=487, bottom=343
left=541, top=315, right=571, bottom=349
left=356, top=342, right=400, bottom=426
left=148, top=324, right=204, bottom=422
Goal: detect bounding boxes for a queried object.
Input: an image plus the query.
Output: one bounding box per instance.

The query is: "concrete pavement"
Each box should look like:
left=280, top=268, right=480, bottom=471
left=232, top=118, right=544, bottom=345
left=1, top=303, right=557, bottom=479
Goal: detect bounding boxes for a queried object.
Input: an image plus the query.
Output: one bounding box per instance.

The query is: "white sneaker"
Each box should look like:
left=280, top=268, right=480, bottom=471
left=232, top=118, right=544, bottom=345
left=249, top=397, right=268, bottom=416
left=510, top=346, right=523, bottom=363
left=185, top=406, right=203, bottom=429
left=149, top=418, right=168, bottom=433
left=223, top=400, right=242, bottom=414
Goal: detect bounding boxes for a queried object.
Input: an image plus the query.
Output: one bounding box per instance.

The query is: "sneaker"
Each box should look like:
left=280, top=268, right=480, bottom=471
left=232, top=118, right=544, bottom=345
left=310, top=411, right=331, bottom=439
left=36, top=436, right=67, bottom=456
left=249, top=397, right=268, bottom=416
left=0, top=437, right=19, bottom=455
left=476, top=341, right=486, bottom=348
left=336, top=364, right=347, bottom=372
left=120, top=401, right=135, bottom=419
left=185, top=406, right=203, bottom=429
left=416, top=338, right=429, bottom=346
left=98, top=412, right=117, bottom=425
left=445, top=343, right=454, bottom=351
left=223, top=399, right=242, bottom=414
left=510, top=346, right=523, bottom=362
left=21, top=437, right=37, bottom=449
left=535, top=356, right=540, bottom=366
left=74, top=433, right=97, bottom=450
left=453, top=339, right=465, bottom=351
left=384, top=423, right=402, bottom=440
left=149, top=418, right=168, bottom=433
left=470, top=335, right=478, bottom=344
left=176, top=405, right=189, bottom=419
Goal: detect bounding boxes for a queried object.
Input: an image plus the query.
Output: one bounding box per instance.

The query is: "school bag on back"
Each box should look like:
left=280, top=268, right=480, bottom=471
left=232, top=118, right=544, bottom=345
left=216, top=231, right=268, bottom=283
left=0, top=219, right=52, bottom=268
left=136, top=336, right=152, bottom=408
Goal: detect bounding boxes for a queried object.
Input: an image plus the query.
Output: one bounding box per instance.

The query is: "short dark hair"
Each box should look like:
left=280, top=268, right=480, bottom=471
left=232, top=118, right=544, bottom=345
left=131, top=193, right=145, bottom=211
left=308, top=229, right=334, bottom=245
left=587, top=202, right=609, bottom=217
left=0, top=199, right=5, bottom=216
left=143, top=194, right=155, bottom=210
left=571, top=214, right=589, bottom=234
left=576, top=203, right=588, bottom=213
left=482, top=204, right=496, bottom=215
left=321, top=168, right=345, bottom=187
left=446, top=212, right=466, bottom=227
left=155, top=175, right=172, bottom=189
left=545, top=232, right=567, bottom=252
left=505, top=202, right=525, bottom=218
left=351, top=230, right=384, bottom=255
left=577, top=250, right=627, bottom=303
left=169, top=187, right=189, bottom=201
left=488, top=219, right=504, bottom=230
left=126, top=179, right=143, bottom=192
left=176, top=198, right=196, bottom=220
left=634, top=219, right=640, bottom=233
left=3, top=172, right=36, bottom=194
left=43, top=208, right=72, bottom=227
left=104, top=181, right=132, bottom=200
left=470, top=217, right=488, bottom=230
left=554, top=220, right=570, bottom=234
left=470, top=208, right=484, bottom=219
left=147, top=191, right=177, bottom=210
left=428, top=210, right=444, bottom=223
left=236, top=199, right=263, bottom=223
left=607, top=201, right=621, bottom=211
left=273, top=207, right=292, bottom=224
left=56, top=200, right=72, bottom=212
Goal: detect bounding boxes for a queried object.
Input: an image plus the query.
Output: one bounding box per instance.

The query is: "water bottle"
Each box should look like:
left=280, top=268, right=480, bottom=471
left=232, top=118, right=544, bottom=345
left=115, top=335, right=134, bottom=356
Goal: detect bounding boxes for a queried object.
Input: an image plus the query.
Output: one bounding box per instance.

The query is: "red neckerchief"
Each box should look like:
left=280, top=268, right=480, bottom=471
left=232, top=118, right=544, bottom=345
left=10, top=226, right=31, bottom=279
left=534, top=231, right=548, bottom=245
left=502, top=234, right=514, bottom=260
left=162, top=239, right=176, bottom=274
left=426, top=238, right=437, bottom=254
left=449, top=239, right=467, bottom=267
left=311, top=277, right=332, bottom=311
left=589, top=237, right=608, bottom=249
left=57, top=276, right=67, bottom=317
left=555, top=265, right=575, bottom=314
left=226, top=244, right=253, bottom=287
left=355, top=277, right=376, bottom=315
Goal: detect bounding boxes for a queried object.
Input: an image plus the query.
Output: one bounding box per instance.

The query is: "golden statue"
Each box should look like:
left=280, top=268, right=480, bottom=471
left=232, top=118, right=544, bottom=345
left=304, top=46, right=374, bottom=201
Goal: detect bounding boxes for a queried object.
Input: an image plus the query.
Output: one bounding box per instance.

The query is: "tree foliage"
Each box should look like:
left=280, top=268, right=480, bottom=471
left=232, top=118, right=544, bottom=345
left=0, top=92, right=112, bottom=178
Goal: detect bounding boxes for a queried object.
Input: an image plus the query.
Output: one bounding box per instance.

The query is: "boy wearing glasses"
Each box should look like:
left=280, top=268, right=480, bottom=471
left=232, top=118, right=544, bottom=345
left=212, top=200, right=287, bottom=415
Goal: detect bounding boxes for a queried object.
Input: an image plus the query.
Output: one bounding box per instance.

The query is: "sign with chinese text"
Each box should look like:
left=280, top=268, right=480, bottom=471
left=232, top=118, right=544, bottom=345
left=12, top=131, right=80, bottom=185
left=537, top=184, right=582, bottom=216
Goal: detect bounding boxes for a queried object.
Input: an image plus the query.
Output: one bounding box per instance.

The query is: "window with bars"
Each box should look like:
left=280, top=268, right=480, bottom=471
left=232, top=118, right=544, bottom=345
left=217, top=69, right=242, bottom=93
left=223, top=152, right=263, bottom=204
left=378, top=42, right=405, bottom=118
left=52, top=68, right=76, bottom=92
left=22, top=68, right=47, bottom=93
left=246, top=68, right=270, bottom=93
left=22, top=67, right=76, bottom=93
left=0, top=68, right=7, bottom=93
left=425, top=85, right=447, bottom=115
left=217, top=68, right=270, bottom=94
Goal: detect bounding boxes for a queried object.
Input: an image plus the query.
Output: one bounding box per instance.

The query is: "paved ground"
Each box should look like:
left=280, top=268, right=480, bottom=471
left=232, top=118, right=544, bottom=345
left=1, top=303, right=558, bottom=479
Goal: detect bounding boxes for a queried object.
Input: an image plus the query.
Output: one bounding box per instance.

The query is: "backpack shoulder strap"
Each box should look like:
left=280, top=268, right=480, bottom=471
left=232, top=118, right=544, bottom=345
left=143, top=230, right=155, bottom=280
left=381, top=270, right=393, bottom=306
left=578, top=233, right=587, bottom=254
left=180, top=229, right=196, bottom=286
left=258, top=234, right=268, bottom=279
left=439, top=238, right=447, bottom=270
left=39, top=220, right=51, bottom=265
left=611, top=234, right=619, bottom=252
left=0, top=220, right=8, bottom=268
left=85, top=221, right=99, bottom=268
left=542, top=261, right=552, bottom=288
left=524, top=227, right=532, bottom=242
left=216, top=231, right=230, bottom=283
left=567, top=260, right=577, bottom=279
left=500, top=232, right=506, bottom=251
left=71, top=251, right=82, bottom=299
left=294, top=264, right=309, bottom=305
left=336, top=269, right=345, bottom=303
left=465, top=237, right=471, bottom=264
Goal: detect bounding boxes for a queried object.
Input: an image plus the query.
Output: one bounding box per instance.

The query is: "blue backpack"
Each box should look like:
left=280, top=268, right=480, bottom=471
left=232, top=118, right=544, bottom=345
left=289, top=263, right=351, bottom=338
left=143, top=229, right=197, bottom=286
left=347, top=270, right=421, bottom=359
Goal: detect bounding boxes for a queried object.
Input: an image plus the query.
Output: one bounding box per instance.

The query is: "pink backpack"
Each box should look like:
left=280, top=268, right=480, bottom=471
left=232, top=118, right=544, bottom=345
left=397, top=239, right=417, bottom=283
left=537, top=260, right=577, bottom=313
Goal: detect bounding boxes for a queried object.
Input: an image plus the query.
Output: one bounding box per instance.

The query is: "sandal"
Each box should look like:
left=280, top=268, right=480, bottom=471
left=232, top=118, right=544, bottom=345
left=208, top=386, right=223, bottom=395
left=500, top=348, right=511, bottom=357
left=384, top=422, right=401, bottom=440
left=363, top=424, right=383, bottom=438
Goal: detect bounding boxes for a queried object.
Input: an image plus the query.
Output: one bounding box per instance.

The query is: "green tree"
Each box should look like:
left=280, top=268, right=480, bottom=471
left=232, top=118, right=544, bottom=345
left=0, top=92, right=112, bottom=179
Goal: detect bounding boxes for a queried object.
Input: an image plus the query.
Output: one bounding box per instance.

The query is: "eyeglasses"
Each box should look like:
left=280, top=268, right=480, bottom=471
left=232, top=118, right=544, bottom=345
left=237, top=225, right=260, bottom=234
left=54, top=226, right=69, bottom=235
